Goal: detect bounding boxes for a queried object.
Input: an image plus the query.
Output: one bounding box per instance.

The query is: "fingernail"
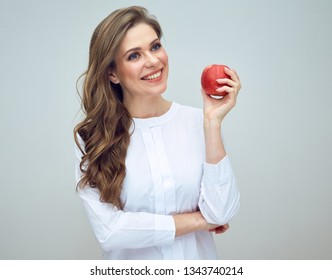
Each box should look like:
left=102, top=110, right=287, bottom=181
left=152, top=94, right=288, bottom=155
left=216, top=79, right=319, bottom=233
left=216, top=79, right=224, bottom=83
left=216, top=88, right=223, bottom=92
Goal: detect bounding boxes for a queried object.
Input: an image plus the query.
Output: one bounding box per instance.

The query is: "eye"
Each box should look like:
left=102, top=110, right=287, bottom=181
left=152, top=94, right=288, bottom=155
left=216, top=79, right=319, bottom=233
left=128, top=52, right=140, bottom=61
left=151, top=42, right=162, bottom=51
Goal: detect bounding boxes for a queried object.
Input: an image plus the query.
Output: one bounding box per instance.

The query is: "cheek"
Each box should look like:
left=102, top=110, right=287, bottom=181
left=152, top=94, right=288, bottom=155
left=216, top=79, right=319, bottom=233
left=161, top=51, right=169, bottom=78
left=119, top=63, right=142, bottom=80
left=160, top=50, right=168, bottom=65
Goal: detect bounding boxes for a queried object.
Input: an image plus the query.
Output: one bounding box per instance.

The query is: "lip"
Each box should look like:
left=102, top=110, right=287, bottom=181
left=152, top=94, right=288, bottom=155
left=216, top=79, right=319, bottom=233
left=141, top=68, right=163, bottom=81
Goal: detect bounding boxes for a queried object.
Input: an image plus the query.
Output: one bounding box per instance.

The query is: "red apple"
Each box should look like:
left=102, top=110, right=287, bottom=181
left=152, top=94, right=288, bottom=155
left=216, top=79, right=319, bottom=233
left=201, top=64, right=230, bottom=96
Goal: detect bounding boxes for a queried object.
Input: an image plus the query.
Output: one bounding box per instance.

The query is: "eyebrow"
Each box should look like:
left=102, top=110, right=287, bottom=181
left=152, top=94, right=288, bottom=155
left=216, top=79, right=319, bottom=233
left=122, top=38, right=160, bottom=58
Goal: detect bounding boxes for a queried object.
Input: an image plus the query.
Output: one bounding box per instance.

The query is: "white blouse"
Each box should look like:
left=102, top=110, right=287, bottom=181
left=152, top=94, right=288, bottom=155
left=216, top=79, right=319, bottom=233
left=75, top=102, right=240, bottom=259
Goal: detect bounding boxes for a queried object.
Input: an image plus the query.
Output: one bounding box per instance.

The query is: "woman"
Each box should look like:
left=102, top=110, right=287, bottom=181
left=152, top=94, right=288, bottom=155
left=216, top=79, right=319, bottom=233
left=74, top=6, right=241, bottom=259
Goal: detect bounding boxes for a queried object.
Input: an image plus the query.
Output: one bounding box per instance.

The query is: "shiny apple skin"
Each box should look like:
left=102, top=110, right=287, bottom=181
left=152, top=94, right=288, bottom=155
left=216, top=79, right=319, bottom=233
left=201, top=64, right=230, bottom=96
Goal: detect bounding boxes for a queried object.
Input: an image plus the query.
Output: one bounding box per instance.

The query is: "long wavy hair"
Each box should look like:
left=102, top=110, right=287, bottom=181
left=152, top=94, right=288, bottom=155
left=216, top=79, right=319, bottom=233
left=74, top=6, right=163, bottom=209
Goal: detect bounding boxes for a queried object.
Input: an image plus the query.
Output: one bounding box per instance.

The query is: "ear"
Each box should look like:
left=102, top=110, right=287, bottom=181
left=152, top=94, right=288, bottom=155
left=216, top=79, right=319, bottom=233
left=108, top=69, right=120, bottom=84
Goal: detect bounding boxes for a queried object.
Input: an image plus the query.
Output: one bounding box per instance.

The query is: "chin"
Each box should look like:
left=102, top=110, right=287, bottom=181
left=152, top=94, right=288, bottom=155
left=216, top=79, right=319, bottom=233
left=156, top=83, right=168, bottom=96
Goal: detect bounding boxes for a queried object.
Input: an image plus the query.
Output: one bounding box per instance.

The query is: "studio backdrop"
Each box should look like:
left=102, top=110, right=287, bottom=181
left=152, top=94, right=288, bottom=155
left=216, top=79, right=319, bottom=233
left=1, top=0, right=331, bottom=259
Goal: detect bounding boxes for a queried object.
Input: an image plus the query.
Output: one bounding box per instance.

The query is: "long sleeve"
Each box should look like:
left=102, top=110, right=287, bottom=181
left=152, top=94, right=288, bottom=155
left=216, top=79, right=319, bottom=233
left=198, top=155, right=240, bottom=225
left=78, top=188, right=175, bottom=251
left=74, top=136, right=175, bottom=252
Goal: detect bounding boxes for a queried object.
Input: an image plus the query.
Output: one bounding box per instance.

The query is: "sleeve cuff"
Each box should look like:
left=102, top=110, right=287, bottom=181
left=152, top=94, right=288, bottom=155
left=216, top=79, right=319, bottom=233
left=154, top=214, right=176, bottom=245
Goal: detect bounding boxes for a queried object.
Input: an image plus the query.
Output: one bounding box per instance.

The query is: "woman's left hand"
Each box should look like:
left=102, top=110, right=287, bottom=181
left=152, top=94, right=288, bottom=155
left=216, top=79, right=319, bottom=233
left=201, top=67, right=241, bottom=123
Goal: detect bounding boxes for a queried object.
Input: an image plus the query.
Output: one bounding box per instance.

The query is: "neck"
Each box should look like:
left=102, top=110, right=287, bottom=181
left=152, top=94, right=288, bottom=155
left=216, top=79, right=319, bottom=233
left=124, top=96, right=171, bottom=119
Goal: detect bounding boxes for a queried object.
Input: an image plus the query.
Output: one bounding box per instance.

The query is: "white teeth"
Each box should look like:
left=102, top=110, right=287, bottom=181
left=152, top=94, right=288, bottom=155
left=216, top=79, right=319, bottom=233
left=143, top=71, right=161, bottom=80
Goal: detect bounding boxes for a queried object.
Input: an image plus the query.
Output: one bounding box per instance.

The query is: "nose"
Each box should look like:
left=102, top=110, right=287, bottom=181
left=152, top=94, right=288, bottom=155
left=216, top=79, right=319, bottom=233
left=144, top=52, right=159, bottom=67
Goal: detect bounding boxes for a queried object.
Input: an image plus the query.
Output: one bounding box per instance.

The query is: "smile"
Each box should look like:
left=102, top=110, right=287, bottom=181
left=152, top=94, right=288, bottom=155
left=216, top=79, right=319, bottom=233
left=141, top=70, right=162, bottom=80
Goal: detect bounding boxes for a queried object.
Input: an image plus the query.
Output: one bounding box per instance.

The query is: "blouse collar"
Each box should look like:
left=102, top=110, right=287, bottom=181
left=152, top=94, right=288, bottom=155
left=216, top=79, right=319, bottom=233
left=132, top=102, right=179, bottom=128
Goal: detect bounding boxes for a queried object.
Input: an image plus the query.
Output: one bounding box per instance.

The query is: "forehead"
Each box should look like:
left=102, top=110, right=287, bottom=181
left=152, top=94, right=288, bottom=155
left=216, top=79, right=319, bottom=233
left=119, top=23, right=158, bottom=53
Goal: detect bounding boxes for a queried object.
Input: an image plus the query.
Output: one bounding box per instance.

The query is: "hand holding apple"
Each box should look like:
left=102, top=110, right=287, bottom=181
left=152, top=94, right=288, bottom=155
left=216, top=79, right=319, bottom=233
left=200, top=64, right=241, bottom=122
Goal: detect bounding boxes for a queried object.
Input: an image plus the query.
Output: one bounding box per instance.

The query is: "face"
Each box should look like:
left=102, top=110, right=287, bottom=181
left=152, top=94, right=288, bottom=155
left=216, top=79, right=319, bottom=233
left=109, top=23, right=169, bottom=101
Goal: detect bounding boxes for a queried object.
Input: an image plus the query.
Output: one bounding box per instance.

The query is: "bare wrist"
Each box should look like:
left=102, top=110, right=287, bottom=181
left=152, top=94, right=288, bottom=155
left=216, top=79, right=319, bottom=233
left=204, top=117, right=222, bottom=129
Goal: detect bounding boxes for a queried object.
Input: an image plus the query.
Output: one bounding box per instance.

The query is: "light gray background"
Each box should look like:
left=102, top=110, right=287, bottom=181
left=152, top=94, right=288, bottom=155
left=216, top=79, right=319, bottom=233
left=1, top=0, right=331, bottom=259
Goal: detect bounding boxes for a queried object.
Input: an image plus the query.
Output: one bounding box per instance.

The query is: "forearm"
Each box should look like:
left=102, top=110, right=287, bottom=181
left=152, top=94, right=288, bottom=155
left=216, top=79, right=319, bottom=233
left=172, top=211, right=217, bottom=237
left=204, top=118, right=226, bottom=164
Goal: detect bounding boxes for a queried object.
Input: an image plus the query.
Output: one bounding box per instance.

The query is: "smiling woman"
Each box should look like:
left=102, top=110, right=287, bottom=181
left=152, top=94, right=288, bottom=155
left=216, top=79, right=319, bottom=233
left=74, top=6, right=241, bottom=260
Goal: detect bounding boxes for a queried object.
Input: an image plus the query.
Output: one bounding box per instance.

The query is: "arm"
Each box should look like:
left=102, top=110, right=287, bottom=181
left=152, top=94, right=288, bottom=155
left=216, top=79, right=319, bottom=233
left=199, top=67, right=241, bottom=225
left=75, top=136, right=176, bottom=251
left=172, top=211, right=218, bottom=237
left=202, top=67, right=241, bottom=164
left=78, top=187, right=176, bottom=251
left=199, top=156, right=240, bottom=225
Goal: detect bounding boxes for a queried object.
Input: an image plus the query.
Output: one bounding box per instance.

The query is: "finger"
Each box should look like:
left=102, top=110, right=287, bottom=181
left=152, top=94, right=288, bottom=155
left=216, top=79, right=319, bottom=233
left=224, top=67, right=241, bottom=83
left=215, top=228, right=224, bottom=234
left=216, top=79, right=241, bottom=96
left=219, top=229, right=227, bottom=234
left=216, top=78, right=237, bottom=88
left=216, top=225, right=229, bottom=234
left=216, top=85, right=234, bottom=94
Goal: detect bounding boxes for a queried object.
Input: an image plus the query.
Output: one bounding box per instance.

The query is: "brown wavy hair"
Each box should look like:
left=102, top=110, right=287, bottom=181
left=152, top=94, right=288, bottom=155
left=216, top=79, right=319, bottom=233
left=74, top=6, right=163, bottom=209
